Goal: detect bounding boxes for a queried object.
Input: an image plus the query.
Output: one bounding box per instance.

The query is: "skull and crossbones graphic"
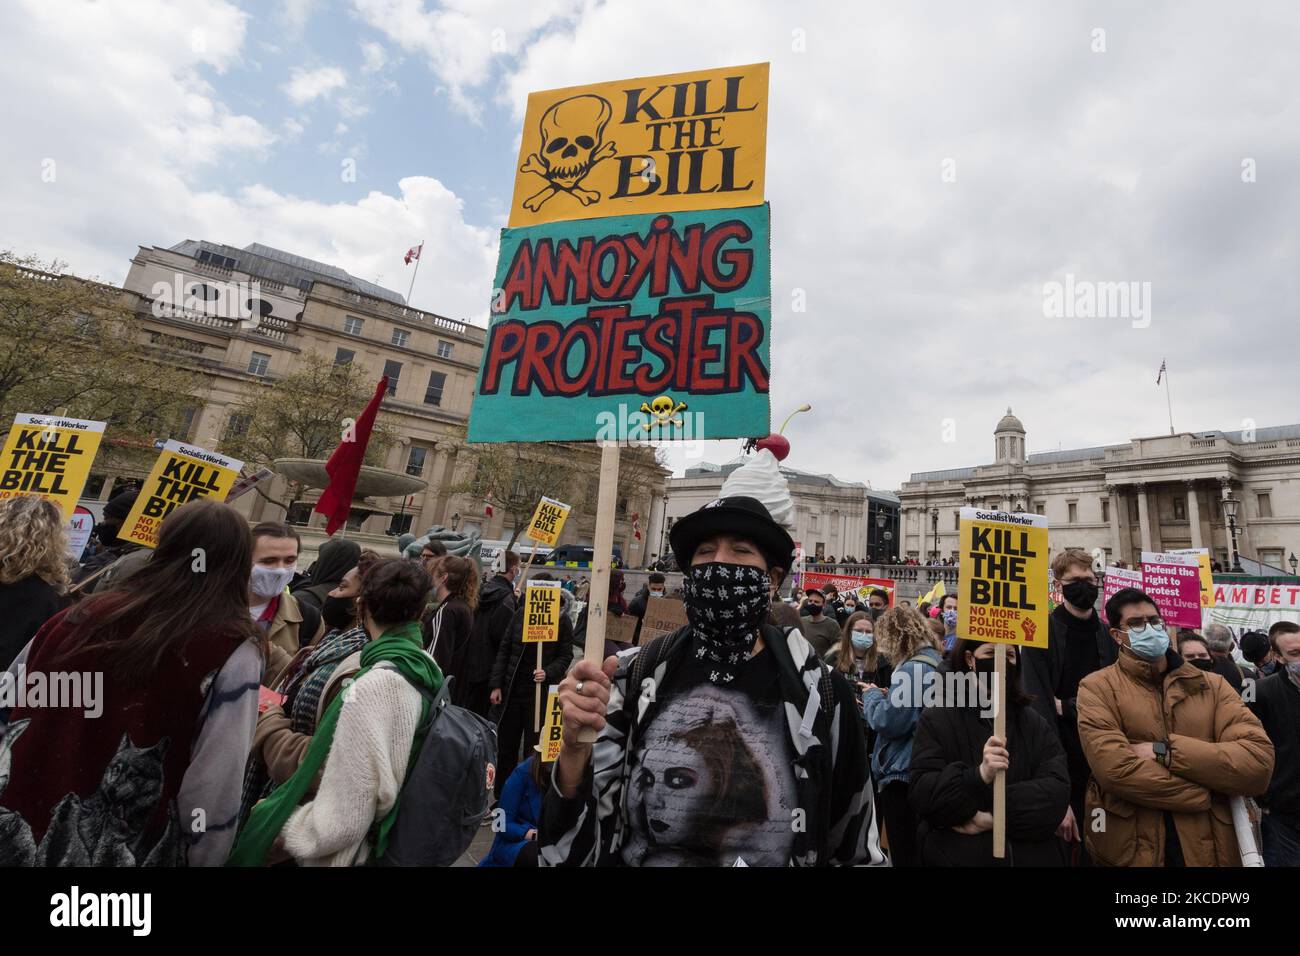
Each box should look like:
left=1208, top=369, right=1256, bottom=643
left=519, top=94, right=618, bottom=212
left=641, top=395, right=688, bottom=430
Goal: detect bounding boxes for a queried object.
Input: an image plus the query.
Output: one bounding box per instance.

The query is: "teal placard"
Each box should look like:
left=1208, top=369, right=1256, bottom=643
left=468, top=204, right=771, bottom=443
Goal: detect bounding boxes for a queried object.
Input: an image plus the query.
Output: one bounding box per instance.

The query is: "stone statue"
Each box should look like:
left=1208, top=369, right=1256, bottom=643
left=401, top=525, right=484, bottom=566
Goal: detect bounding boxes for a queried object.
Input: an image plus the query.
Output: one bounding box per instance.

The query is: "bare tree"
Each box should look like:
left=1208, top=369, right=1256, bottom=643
left=218, top=351, right=399, bottom=512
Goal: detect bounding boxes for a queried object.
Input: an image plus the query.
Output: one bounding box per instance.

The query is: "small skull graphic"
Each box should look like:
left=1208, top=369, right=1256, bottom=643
left=519, top=94, right=618, bottom=212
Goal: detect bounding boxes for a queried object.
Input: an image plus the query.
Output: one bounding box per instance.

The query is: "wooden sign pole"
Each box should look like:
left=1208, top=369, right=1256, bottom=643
left=534, top=640, right=545, bottom=734
left=575, top=442, right=621, bottom=745
left=992, top=642, right=1007, bottom=859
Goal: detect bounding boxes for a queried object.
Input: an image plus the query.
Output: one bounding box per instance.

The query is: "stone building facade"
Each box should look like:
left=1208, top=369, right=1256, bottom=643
left=898, top=409, right=1300, bottom=572
left=75, top=239, right=664, bottom=562
left=657, top=458, right=900, bottom=564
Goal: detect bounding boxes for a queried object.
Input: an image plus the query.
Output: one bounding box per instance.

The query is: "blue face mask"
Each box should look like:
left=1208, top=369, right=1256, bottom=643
left=851, top=632, right=874, bottom=651
left=1126, top=623, right=1170, bottom=661
left=943, top=609, right=958, bottom=629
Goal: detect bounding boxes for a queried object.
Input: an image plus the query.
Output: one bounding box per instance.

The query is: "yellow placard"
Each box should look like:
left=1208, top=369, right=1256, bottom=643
left=1170, top=548, right=1216, bottom=607
left=540, top=686, right=564, bottom=762
left=523, top=581, right=562, bottom=643
left=957, top=508, right=1050, bottom=649
left=508, top=62, right=768, bottom=227
left=121, top=440, right=243, bottom=549
left=0, top=414, right=105, bottom=520
left=526, top=496, right=571, bottom=547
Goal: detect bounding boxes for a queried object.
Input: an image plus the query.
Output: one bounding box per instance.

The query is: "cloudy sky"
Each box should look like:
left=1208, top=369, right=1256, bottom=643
left=2, top=0, right=1296, bottom=489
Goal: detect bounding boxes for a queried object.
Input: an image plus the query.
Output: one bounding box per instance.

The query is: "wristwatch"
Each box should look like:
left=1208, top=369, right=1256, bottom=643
left=1153, top=740, right=1170, bottom=768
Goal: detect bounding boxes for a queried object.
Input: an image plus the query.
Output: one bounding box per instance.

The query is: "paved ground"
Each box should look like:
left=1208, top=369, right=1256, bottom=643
left=453, top=820, right=497, bottom=867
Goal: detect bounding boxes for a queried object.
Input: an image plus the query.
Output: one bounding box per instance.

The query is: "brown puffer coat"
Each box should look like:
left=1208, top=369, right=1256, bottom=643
left=1077, top=648, right=1274, bottom=867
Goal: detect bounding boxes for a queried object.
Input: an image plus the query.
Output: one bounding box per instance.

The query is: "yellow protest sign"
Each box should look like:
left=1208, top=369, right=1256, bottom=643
left=958, top=508, right=1050, bottom=649
left=508, top=62, right=768, bottom=227
left=1170, top=548, right=1216, bottom=607
left=540, top=686, right=564, bottom=762
left=523, top=581, right=562, bottom=643
left=0, top=414, right=105, bottom=520
left=121, top=440, right=243, bottom=549
left=526, top=496, right=571, bottom=547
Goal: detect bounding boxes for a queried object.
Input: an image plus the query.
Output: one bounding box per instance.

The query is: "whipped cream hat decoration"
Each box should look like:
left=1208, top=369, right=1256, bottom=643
left=725, top=404, right=811, bottom=531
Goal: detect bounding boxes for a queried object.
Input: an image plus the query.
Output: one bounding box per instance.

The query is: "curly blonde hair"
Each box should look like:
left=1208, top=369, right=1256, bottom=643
left=873, top=606, right=941, bottom=665
left=0, top=496, right=71, bottom=591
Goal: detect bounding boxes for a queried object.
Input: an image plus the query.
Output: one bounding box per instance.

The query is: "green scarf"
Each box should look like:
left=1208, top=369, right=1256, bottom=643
left=227, top=620, right=442, bottom=866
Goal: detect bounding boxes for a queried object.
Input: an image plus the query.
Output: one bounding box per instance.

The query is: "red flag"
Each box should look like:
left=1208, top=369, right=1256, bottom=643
left=313, top=376, right=388, bottom=536
left=632, top=511, right=641, bottom=540
left=404, top=243, right=422, bottom=265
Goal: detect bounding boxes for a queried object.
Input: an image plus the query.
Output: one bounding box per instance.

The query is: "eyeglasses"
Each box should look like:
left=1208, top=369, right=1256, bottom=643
left=1122, top=616, right=1164, bottom=629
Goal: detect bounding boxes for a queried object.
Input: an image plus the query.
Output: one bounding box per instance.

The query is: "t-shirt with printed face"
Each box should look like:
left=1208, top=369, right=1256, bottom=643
left=620, top=639, right=798, bottom=867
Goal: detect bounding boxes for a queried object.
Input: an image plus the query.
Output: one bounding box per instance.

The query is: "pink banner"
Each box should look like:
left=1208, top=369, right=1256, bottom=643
left=1140, top=554, right=1202, bottom=628
left=1103, top=566, right=1144, bottom=608
left=802, top=572, right=896, bottom=607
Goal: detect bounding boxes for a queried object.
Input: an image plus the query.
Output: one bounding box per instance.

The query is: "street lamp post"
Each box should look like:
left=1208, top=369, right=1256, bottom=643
left=875, top=511, right=886, bottom=563
left=1289, top=552, right=1297, bottom=576
left=1221, top=494, right=1244, bottom=573
left=883, top=529, right=893, bottom=564
left=930, top=506, right=940, bottom=562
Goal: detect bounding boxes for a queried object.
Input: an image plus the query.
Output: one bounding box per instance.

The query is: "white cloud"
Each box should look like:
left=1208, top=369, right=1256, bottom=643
left=349, top=0, right=585, bottom=120
left=359, top=40, right=388, bottom=73
left=284, top=65, right=348, bottom=104
left=0, top=0, right=498, bottom=327
left=280, top=0, right=319, bottom=32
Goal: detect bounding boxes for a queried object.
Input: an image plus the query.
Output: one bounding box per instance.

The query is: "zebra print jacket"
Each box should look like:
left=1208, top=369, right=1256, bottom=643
left=539, top=624, right=889, bottom=867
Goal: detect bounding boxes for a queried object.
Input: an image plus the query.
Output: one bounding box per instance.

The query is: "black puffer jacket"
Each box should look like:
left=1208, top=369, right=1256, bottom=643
left=909, top=694, right=1070, bottom=867
left=490, top=605, right=574, bottom=712
left=464, top=574, right=517, bottom=683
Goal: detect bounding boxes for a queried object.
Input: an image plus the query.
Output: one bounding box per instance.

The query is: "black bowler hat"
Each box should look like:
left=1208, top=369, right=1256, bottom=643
left=669, top=496, right=796, bottom=573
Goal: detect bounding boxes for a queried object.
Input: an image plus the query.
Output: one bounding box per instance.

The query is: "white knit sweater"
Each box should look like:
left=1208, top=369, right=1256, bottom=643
left=280, top=664, right=424, bottom=867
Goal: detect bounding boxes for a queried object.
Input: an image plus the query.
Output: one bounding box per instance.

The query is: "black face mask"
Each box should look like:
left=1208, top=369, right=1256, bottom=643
left=681, top=562, right=771, bottom=685
left=322, top=594, right=357, bottom=631
left=1190, top=657, right=1215, bottom=672
left=1062, top=579, right=1099, bottom=610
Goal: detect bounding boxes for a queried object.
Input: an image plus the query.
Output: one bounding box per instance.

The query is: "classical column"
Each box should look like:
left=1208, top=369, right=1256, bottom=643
left=1107, top=485, right=1124, bottom=563
left=428, top=445, right=455, bottom=526
left=646, top=493, right=666, bottom=562
left=1136, top=483, right=1153, bottom=554
left=1185, top=480, right=1203, bottom=549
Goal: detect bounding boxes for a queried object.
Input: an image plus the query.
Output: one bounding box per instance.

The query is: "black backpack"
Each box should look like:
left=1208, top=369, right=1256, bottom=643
left=370, top=674, right=497, bottom=866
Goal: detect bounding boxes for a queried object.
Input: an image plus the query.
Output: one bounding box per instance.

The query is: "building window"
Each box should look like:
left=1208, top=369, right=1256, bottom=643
left=424, top=371, right=446, bottom=406
left=334, top=348, right=354, bottom=366
left=85, top=473, right=107, bottom=498
left=226, top=413, right=252, bottom=438
left=383, top=360, right=402, bottom=395
left=1101, top=499, right=1110, bottom=523
left=1172, top=497, right=1186, bottom=520
left=388, top=513, right=414, bottom=536
left=287, top=502, right=313, bottom=526
left=343, top=316, right=364, bottom=336
left=197, top=250, right=237, bottom=270
left=248, top=352, right=271, bottom=376
left=406, top=446, right=427, bottom=477
left=1034, top=501, right=1046, bottom=517
left=1257, top=492, right=1273, bottom=518
left=437, top=340, right=453, bottom=359
left=810, top=514, right=820, bottom=532
left=953, top=510, right=960, bottom=530
left=391, top=328, right=410, bottom=348
left=1068, top=502, right=1078, bottom=524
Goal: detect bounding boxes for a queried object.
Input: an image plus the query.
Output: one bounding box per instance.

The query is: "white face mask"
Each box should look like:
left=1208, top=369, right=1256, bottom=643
left=250, top=565, right=295, bottom=601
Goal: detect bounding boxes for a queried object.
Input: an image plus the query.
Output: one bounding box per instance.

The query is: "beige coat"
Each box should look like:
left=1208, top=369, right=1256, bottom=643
left=1077, top=648, right=1274, bottom=866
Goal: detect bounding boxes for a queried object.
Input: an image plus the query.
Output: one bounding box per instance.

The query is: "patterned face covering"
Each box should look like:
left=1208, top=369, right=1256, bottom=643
left=680, top=561, right=772, bottom=684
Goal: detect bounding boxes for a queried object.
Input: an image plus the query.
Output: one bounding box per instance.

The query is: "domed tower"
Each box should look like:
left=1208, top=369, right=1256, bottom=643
left=995, top=407, right=1025, bottom=464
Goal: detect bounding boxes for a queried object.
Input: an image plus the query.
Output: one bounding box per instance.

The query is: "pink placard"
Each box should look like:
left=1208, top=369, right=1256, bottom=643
left=1140, top=555, right=1202, bottom=629
left=1103, top=566, right=1144, bottom=608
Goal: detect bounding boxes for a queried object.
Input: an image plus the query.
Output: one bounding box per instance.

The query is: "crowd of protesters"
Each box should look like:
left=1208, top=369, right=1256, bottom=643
left=0, top=490, right=1295, bottom=868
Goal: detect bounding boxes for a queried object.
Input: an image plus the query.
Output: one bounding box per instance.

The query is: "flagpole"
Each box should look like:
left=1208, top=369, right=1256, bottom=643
left=1164, top=366, right=1175, bottom=436
left=406, top=240, right=424, bottom=306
